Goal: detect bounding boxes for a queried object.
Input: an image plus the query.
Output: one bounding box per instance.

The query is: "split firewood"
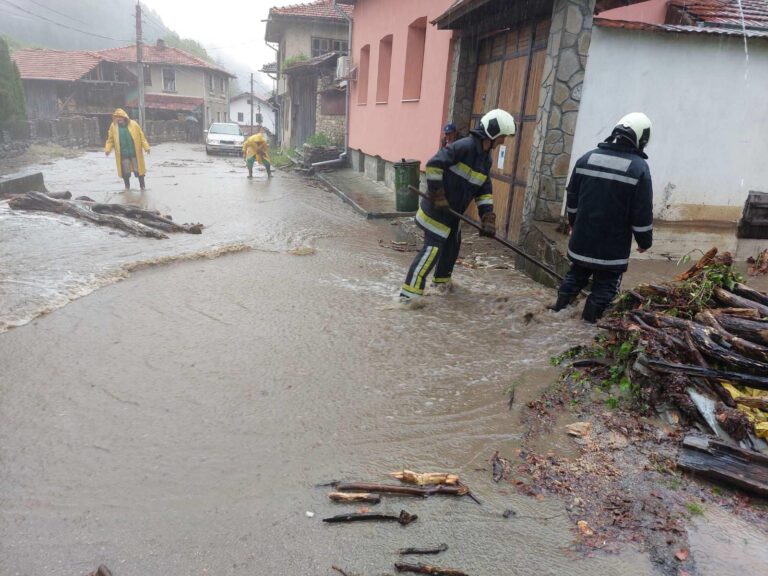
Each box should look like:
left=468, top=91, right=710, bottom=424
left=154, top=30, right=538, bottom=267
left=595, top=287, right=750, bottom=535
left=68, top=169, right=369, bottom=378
left=675, top=247, right=718, bottom=281
left=323, top=509, right=417, bottom=525
left=390, top=470, right=460, bottom=486
left=394, top=562, right=469, bottom=576
left=714, top=287, right=768, bottom=317
left=398, top=544, right=448, bottom=556
left=328, top=492, right=381, bottom=504
left=334, top=482, right=468, bottom=497
left=9, top=191, right=167, bottom=239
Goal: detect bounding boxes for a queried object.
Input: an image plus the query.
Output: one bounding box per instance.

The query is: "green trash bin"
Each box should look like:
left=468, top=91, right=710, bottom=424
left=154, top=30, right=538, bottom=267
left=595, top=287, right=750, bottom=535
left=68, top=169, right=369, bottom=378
left=394, top=158, right=421, bottom=212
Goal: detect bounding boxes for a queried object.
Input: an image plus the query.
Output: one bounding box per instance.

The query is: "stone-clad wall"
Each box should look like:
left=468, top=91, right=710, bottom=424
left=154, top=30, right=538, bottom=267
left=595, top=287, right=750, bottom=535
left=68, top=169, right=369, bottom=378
left=524, top=0, right=596, bottom=226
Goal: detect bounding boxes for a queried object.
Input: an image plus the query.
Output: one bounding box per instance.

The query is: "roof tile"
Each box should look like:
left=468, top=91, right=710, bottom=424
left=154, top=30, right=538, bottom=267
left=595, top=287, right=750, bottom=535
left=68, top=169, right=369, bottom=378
left=12, top=49, right=103, bottom=82
left=270, top=0, right=352, bottom=20
left=99, top=44, right=233, bottom=76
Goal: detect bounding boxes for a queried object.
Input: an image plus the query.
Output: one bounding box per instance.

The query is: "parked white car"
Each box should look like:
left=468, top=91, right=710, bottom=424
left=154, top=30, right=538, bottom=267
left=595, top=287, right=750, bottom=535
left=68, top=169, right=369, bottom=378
left=205, top=123, right=245, bottom=155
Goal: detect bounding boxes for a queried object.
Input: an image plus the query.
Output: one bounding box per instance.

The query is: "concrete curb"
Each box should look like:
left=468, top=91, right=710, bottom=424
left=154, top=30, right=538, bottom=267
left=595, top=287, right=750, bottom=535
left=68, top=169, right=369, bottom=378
left=0, top=172, right=48, bottom=198
left=316, top=172, right=416, bottom=220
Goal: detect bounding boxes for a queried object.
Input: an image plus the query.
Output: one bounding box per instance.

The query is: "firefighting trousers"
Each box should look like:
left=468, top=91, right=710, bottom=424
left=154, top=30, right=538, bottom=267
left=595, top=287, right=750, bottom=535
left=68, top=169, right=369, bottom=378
left=401, top=224, right=461, bottom=298
left=558, top=263, right=623, bottom=311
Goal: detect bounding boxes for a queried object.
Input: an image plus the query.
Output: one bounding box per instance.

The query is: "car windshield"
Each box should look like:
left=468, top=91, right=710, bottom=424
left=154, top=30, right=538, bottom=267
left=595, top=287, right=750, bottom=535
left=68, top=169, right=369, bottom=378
left=209, top=123, right=241, bottom=136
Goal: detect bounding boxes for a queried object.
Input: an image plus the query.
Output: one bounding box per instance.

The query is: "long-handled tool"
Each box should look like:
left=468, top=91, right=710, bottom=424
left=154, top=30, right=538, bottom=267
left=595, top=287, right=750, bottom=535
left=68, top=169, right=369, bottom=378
left=408, top=186, right=564, bottom=282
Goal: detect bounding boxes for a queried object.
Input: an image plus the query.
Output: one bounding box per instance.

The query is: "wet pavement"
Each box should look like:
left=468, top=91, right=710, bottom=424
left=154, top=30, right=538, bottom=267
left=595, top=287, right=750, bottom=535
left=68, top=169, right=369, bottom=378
left=0, top=143, right=764, bottom=575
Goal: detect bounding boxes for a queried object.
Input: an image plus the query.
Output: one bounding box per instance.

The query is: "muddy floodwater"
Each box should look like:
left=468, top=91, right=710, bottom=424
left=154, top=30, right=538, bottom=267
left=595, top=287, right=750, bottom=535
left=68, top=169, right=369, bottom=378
left=0, top=144, right=765, bottom=575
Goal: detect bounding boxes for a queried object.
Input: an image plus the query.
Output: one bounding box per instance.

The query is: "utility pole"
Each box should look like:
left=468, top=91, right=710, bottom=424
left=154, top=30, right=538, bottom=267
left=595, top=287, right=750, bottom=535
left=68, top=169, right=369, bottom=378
left=250, top=73, right=254, bottom=135
left=135, top=2, right=145, bottom=127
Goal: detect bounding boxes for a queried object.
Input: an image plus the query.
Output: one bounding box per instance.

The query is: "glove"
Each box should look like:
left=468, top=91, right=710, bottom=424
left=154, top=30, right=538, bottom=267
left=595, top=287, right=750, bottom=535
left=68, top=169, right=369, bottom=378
left=429, top=187, right=450, bottom=211
left=480, top=212, right=496, bottom=237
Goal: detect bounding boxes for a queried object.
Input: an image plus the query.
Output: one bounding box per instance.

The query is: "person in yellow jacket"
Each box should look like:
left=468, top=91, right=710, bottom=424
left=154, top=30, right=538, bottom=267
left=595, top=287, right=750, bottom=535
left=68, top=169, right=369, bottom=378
left=242, top=128, right=272, bottom=179
left=105, top=108, right=150, bottom=190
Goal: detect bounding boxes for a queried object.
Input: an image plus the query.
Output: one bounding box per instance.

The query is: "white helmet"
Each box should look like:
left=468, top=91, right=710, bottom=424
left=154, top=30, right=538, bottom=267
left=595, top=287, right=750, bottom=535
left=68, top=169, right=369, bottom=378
left=612, top=112, right=651, bottom=150
left=479, top=109, right=516, bottom=140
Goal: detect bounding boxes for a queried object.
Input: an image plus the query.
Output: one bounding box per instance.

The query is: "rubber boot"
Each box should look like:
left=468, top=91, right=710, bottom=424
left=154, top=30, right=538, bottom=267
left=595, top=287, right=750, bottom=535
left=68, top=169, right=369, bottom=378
left=265, top=161, right=272, bottom=178
left=547, top=292, right=574, bottom=312
left=581, top=299, right=605, bottom=324
left=138, top=175, right=146, bottom=190
left=123, top=175, right=131, bottom=190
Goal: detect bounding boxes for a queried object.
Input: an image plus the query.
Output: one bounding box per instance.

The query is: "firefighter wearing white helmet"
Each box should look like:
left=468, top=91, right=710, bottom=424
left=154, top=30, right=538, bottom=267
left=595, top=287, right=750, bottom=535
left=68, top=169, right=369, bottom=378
left=399, top=109, right=516, bottom=302
left=548, top=112, right=654, bottom=322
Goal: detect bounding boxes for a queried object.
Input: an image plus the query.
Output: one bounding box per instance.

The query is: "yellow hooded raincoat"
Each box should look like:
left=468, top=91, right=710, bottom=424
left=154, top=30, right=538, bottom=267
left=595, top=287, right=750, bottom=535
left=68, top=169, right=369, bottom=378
left=243, top=132, right=270, bottom=164
left=105, top=108, right=150, bottom=177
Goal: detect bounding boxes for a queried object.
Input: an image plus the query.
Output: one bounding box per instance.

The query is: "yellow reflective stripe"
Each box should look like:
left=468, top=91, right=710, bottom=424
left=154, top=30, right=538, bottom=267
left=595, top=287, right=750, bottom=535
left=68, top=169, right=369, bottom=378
left=401, top=283, right=423, bottom=296
left=415, top=208, right=451, bottom=238
left=415, top=246, right=439, bottom=289
left=432, top=277, right=451, bottom=284
left=426, top=166, right=444, bottom=181
left=476, top=194, right=493, bottom=207
left=450, top=162, right=487, bottom=186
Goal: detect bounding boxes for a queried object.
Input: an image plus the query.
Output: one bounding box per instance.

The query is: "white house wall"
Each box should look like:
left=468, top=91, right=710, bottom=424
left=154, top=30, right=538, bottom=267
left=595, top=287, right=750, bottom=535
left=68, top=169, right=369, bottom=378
left=230, top=97, right=276, bottom=134
left=278, top=21, right=349, bottom=96
left=571, top=27, right=768, bottom=222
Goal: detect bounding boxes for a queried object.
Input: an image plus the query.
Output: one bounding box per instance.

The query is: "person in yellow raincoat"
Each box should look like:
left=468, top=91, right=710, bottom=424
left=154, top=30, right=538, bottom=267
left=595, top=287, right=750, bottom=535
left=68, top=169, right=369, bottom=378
left=105, top=108, right=151, bottom=190
left=242, top=127, right=271, bottom=179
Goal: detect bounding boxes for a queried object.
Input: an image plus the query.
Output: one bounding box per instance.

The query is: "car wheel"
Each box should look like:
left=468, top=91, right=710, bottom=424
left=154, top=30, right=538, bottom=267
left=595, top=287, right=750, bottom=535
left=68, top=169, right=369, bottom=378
left=205, top=146, right=211, bottom=155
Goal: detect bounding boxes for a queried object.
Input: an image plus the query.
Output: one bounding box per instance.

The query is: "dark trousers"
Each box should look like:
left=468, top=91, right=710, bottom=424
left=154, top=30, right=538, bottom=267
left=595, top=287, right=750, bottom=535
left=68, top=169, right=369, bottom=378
left=559, top=263, right=623, bottom=311
left=401, top=224, right=461, bottom=297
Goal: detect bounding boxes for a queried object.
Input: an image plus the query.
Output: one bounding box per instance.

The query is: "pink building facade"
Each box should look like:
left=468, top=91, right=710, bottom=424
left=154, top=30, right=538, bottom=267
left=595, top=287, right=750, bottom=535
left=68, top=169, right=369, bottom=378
left=347, top=0, right=456, bottom=176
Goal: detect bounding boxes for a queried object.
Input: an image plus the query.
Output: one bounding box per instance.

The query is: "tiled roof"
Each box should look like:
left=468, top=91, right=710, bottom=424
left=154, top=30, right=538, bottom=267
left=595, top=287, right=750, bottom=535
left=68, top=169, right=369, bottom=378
left=670, top=0, right=768, bottom=29
left=260, top=62, right=278, bottom=74
left=270, top=0, right=352, bottom=20
left=283, top=51, right=339, bottom=73
left=99, top=45, right=234, bottom=76
left=12, top=48, right=103, bottom=82
left=595, top=17, right=768, bottom=38
left=126, top=94, right=204, bottom=112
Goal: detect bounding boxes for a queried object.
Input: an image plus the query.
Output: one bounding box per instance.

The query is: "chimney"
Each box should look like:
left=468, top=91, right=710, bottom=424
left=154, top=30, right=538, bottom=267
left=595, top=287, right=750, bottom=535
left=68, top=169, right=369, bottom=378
left=156, top=39, right=166, bottom=49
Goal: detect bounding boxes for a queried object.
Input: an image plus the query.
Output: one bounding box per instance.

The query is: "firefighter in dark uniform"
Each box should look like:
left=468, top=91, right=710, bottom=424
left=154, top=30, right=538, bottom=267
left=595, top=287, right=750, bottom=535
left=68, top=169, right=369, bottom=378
left=549, top=112, right=654, bottom=322
left=400, top=109, right=516, bottom=302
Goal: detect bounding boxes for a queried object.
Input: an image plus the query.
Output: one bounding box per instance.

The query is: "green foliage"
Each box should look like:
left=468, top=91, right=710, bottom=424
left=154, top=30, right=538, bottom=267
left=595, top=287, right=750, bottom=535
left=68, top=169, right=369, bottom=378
left=681, top=262, right=743, bottom=310
left=283, top=53, right=309, bottom=69
left=269, top=148, right=295, bottom=169
left=604, top=396, right=620, bottom=409
left=549, top=346, right=583, bottom=366
left=163, top=32, right=213, bottom=63
left=685, top=501, right=705, bottom=516
left=304, top=132, right=332, bottom=147
left=0, top=37, right=26, bottom=123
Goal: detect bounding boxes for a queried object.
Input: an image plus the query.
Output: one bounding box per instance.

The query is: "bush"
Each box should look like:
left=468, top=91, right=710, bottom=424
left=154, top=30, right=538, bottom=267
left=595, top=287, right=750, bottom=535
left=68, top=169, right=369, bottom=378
left=283, top=54, right=309, bottom=69
left=0, top=38, right=26, bottom=123
left=304, top=132, right=332, bottom=147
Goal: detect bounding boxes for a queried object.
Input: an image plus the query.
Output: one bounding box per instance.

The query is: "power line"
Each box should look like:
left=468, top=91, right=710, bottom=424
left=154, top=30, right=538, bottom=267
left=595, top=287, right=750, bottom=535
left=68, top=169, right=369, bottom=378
left=0, top=0, right=131, bottom=43
left=25, top=0, right=91, bottom=26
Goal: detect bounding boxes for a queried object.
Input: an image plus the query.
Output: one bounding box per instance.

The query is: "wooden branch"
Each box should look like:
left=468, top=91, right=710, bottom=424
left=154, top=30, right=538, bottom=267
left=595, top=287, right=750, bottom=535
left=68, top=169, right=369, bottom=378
left=399, top=544, right=448, bottom=556
left=394, top=562, right=469, bottom=576
left=715, top=315, right=768, bottom=346
left=323, top=509, right=417, bottom=525
left=695, top=311, right=768, bottom=362
left=732, top=282, right=768, bottom=307
left=735, top=396, right=768, bottom=411
left=390, top=470, right=460, bottom=486
left=91, top=203, right=203, bottom=234
left=9, top=191, right=167, bottom=239
left=710, top=308, right=763, bottom=319
left=714, top=287, right=768, bottom=317
left=678, top=435, right=768, bottom=498
left=642, top=358, right=768, bottom=391
left=334, top=482, right=469, bottom=497
left=328, top=492, right=381, bottom=504
left=675, top=247, right=718, bottom=281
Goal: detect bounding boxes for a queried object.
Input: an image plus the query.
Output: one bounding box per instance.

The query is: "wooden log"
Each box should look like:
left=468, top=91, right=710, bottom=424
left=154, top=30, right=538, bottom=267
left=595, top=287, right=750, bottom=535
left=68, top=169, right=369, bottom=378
left=334, top=482, right=469, bottom=497
left=323, top=509, right=417, bottom=525
left=394, top=563, right=469, bottom=576
left=399, top=544, right=449, bottom=556
left=46, top=190, right=72, bottom=200
left=390, top=470, right=460, bottom=486
left=641, top=358, right=768, bottom=391
left=732, top=282, right=768, bottom=307
left=8, top=191, right=167, bottom=239
left=714, top=287, right=768, bottom=317
left=328, top=492, right=381, bottom=504
left=715, top=315, right=768, bottom=346
left=735, top=396, right=768, bottom=411
left=710, top=308, right=762, bottom=319
left=676, top=247, right=718, bottom=281
left=695, top=311, right=768, bottom=362
left=91, top=203, right=203, bottom=234
left=678, top=435, right=768, bottom=498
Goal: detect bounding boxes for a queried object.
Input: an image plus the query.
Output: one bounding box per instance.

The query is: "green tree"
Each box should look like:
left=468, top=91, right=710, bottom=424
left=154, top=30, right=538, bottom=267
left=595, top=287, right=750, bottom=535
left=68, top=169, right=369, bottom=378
left=0, top=37, right=26, bottom=123
left=163, top=32, right=213, bottom=63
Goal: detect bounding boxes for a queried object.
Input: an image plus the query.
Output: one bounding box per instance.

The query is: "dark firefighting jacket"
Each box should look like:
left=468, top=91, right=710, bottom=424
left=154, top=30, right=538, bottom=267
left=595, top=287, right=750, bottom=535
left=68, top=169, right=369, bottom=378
left=566, top=142, right=653, bottom=271
left=418, top=132, right=494, bottom=240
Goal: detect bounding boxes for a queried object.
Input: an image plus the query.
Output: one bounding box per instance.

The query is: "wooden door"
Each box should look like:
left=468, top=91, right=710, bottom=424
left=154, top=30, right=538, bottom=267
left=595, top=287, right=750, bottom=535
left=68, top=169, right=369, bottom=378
left=470, top=19, right=550, bottom=241
left=291, top=75, right=318, bottom=148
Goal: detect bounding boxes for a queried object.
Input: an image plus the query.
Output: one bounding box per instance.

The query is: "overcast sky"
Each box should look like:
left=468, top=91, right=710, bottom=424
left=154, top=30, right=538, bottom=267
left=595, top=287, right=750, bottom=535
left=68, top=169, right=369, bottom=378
left=142, top=0, right=303, bottom=89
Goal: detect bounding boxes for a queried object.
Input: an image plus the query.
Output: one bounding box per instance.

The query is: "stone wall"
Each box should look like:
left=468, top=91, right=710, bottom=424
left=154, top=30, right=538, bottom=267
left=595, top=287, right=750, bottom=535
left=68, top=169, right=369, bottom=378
left=315, top=73, right=346, bottom=147
left=0, top=116, right=100, bottom=159
left=143, top=120, right=190, bottom=144
left=446, top=36, right=479, bottom=135
left=523, top=0, right=596, bottom=226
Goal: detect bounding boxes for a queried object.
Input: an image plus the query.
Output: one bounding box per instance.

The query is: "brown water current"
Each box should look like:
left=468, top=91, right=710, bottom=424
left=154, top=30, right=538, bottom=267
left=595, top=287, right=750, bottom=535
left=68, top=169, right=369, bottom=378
left=0, top=144, right=764, bottom=575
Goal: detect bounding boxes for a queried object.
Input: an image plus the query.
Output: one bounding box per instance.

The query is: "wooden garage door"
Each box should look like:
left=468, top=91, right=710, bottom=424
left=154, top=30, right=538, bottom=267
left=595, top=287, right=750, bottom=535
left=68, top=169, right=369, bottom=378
left=470, top=19, right=550, bottom=242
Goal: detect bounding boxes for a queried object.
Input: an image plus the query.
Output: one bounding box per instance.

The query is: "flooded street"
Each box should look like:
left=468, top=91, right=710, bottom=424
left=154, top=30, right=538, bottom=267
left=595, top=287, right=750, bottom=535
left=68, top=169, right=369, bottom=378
left=0, top=144, right=763, bottom=575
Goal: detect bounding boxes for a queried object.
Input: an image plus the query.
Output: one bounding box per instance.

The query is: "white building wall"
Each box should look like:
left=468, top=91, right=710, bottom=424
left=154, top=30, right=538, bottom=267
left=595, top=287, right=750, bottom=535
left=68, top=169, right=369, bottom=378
left=571, top=27, right=768, bottom=222
left=229, top=96, right=276, bottom=134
